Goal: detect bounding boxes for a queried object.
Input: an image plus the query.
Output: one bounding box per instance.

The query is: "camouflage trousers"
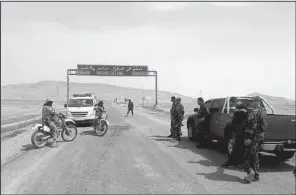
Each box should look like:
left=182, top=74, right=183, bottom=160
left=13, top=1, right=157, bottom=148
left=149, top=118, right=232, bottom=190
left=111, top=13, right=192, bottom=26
left=244, top=132, right=265, bottom=175
left=172, top=119, right=182, bottom=138
left=47, top=121, right=58, bottom=140
left=170, top=120, right=174, bottom=135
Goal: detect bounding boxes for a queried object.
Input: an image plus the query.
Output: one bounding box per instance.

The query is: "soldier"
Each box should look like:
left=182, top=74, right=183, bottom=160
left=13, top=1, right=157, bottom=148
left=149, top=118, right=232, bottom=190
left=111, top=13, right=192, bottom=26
left=172, top=97, right=184, bottom=141
left=167, top=96, right=176, bottom=138
left=95, top=101, right=105, bottom=119
left=126, top=99, right=134, bottom=116
left=244, top=96, right=268, bottom=183
left=222, top=99, right=248, bottom=168
left=195, top=97, right=210, bottom=149
left=42, top=99, right=58, bottom=147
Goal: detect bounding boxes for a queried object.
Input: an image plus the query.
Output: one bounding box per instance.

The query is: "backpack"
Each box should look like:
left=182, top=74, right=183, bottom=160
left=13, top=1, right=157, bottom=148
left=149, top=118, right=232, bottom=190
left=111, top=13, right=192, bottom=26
left=247, top=108, right=258, bottom=130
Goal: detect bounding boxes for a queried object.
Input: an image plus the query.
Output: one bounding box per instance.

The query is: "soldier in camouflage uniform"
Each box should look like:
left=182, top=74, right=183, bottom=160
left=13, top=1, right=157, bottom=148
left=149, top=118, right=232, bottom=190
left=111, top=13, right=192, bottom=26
left=196, top=97, right=210, bottom=148
left=42, top=99, right=58, bottom=147
left=244, top=96, right=268, bottom=182
left=172, top=97, right=184, bottom=141
left=168, top=96, right=176, bottom=138
left=222, top=100, right=248, bottom=168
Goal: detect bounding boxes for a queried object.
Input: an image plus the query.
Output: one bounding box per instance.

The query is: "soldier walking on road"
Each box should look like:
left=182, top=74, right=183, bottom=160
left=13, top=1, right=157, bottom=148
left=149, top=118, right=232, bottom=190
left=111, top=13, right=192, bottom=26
left=172, top=97, right=184, bottom=141
left=244, top=96, right=268, bottom=183
left=126, top=99, right=134, bottom=117
left=167, top=96, right=176, bottom=138
left=195, top=97, right=210, bottom=149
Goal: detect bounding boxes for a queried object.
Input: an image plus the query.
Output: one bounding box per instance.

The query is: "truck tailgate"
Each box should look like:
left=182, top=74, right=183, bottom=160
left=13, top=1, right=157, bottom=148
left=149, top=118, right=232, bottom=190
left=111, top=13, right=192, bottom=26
left=265, top=115, right=296, bottom=140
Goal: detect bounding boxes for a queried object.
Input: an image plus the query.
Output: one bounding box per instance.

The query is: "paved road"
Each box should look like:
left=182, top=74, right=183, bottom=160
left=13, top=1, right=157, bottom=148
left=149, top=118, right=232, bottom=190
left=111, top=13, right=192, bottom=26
left=1, top=103, right=295, bottom=194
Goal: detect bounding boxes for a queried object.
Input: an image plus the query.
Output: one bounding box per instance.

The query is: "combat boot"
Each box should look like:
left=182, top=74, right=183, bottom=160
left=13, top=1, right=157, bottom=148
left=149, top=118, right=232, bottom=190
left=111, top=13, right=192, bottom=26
left=49, top=139, right=57, bottom=147
left=244, top=170, right=255, bottom=183
left=167, top=134, right=173, bottom=138
left=253, top=174, right=260, bottom=182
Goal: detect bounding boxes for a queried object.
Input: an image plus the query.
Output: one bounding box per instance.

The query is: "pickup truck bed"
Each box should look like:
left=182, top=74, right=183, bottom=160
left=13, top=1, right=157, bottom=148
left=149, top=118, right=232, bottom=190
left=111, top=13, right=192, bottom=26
left=264, top=115, right=295, bottom=141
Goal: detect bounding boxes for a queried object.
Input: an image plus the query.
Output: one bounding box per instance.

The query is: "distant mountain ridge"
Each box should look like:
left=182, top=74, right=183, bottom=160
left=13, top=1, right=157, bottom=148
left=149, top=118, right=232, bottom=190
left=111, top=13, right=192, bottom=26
left=1, top=81, right=196, bottom=107
left=248, top=92, right=295, bottom=106
left=2, top=81, right=295, bottom=110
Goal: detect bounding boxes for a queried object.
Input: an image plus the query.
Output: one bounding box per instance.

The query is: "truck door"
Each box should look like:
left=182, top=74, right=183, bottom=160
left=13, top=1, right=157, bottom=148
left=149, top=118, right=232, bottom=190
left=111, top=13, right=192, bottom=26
left=219, top=97, right=235, bottom=137
left=209, top=98, right=226, bottom=138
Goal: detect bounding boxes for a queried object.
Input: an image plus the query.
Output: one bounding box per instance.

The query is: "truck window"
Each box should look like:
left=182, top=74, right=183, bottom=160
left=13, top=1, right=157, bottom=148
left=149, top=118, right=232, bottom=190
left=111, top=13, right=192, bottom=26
left=225, top=97, right=237, bottom=114
left=205, top=101, right=212, bottom=109
left=262, top=100, right=273, bottom=114
left=211, top=99, right=225, bottom=113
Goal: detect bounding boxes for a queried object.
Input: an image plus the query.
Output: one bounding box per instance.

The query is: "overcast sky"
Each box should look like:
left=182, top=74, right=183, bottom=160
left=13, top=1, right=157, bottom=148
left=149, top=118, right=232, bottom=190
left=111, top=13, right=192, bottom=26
left=1, top=2, right=295, bottom=100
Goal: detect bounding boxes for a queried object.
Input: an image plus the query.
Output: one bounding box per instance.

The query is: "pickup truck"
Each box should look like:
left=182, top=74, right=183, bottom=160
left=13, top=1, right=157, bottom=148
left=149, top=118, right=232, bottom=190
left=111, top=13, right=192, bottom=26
left=187, top=96, right=296, bottom=162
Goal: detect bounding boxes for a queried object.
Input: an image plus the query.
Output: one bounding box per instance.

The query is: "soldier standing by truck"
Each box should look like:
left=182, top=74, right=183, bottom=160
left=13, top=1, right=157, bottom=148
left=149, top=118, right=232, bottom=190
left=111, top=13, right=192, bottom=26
left=244, top=96, right=268, bottom=183
left=222, top=99, right=248, bottom=168
left=167, top=96, right=176, bottom=138
left=172, top=97, right=184, bottom=141
left=195, top=97, right=210, bottom=149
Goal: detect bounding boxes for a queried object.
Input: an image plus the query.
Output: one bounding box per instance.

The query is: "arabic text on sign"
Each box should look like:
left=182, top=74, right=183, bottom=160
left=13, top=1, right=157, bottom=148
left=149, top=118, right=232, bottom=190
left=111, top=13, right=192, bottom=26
left=96, top=71, right=113, bottom=76
left=116, top=67, right=125, bottom=71
left=78, top=71, right=90, bottom=75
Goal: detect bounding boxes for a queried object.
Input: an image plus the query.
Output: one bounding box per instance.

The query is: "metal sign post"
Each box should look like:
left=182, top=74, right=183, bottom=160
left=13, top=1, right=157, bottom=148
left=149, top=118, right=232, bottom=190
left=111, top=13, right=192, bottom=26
left=66, top=65, right=158, bottom=106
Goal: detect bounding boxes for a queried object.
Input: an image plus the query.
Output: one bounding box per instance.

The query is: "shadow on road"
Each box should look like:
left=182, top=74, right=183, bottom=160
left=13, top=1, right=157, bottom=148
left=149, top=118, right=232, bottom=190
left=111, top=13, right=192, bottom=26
left=150, top=135, right=175, bottom=143
left=20, top=144, right=36, bottom=151
left=153, top=138, right=174, bottom=142
left=80, top=130, right=96, bottom=136
left=76, top=123, right=93, bottom=128
left=158, top=136, right=295, bottom=173
left=195, top=165, right=246, bottom=184
left=21, top=141, right=66, bottom=151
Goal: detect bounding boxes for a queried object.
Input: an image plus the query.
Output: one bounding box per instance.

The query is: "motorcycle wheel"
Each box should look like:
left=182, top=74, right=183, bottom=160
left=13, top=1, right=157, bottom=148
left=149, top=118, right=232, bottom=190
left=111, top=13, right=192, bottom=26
left=61, top=123, right=78, bottom=142
left=95, top=121, right=108, bottom=136
left=31, top=129, right=48, bottom=149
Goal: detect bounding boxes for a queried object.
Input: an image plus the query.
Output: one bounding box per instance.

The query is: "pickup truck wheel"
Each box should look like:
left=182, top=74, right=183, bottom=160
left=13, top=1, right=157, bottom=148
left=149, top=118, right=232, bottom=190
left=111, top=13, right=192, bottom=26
left=275, top=151, right=295, bottom=162
left=188, top=126, right=194, bottom=141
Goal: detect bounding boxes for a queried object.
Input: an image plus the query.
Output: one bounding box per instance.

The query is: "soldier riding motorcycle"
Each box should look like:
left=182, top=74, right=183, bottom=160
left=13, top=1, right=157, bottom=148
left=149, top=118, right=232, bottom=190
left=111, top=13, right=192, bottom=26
left=93, top=101, right=109, bottom=136
left=31, top=99, right=78, bottom=148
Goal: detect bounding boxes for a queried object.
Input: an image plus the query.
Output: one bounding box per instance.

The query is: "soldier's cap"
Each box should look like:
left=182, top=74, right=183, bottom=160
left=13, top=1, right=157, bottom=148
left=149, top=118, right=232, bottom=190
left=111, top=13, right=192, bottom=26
left=171, top=96, right=176, bottom=100
left=44, top=99, right=53, bottom=104
left=176, top=97, right=181, bottom=101
left=251, top=96, right=261, bottom=101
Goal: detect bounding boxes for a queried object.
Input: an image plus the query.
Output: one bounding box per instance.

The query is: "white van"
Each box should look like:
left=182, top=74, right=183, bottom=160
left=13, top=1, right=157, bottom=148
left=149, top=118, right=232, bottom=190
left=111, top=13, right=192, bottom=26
left=64, top=93, right=97, bottom=124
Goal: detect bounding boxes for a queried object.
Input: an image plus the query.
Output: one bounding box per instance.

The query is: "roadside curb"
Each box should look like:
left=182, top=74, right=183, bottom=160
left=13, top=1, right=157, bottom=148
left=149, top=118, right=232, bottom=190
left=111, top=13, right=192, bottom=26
left=1, top=116, right=41, bottom=134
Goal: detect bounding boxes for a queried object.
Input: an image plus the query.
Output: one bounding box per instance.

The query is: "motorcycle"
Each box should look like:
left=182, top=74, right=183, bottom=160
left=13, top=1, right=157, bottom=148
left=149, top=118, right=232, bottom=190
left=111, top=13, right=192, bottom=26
left=94, top=111, right=109, bottom=136
left=31, top=112, right=78, bottom=149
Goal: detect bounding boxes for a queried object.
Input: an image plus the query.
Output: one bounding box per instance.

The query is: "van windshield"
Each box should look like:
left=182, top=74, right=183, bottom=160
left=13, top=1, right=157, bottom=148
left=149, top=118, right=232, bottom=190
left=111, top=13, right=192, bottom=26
left=68, top=99, right=94, bottom=107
